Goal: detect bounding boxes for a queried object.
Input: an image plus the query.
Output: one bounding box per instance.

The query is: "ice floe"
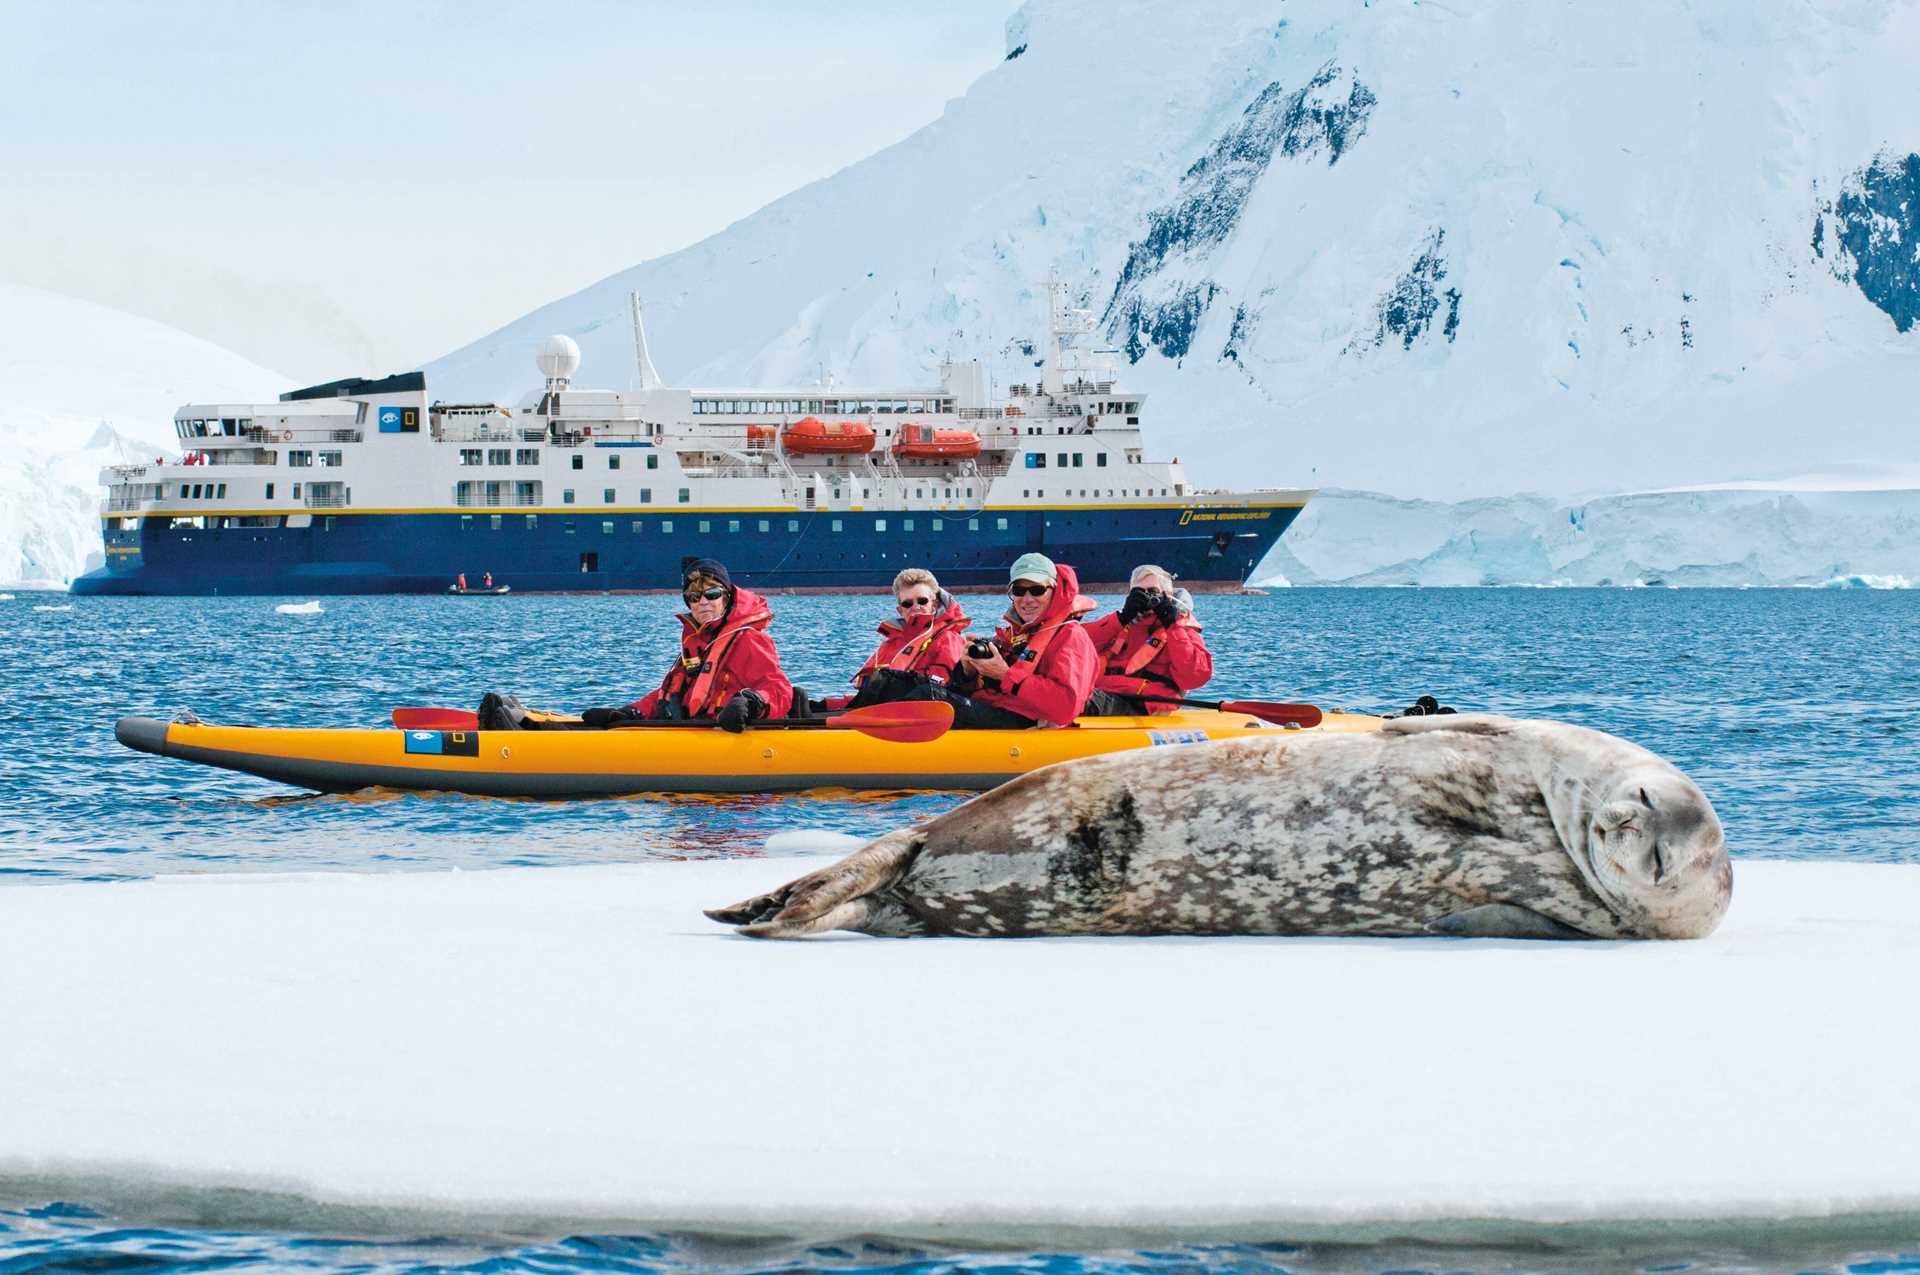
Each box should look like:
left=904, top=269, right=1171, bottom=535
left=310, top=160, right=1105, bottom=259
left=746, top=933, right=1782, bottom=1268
left=1, top=856, right=1916, bottom=1245
left=274, top=600, right=324, bottom=615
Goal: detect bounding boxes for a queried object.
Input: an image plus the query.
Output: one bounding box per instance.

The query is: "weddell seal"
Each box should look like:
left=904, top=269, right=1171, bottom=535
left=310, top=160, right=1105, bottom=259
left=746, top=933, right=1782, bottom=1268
left=705, top=714, right=1732, bottom=940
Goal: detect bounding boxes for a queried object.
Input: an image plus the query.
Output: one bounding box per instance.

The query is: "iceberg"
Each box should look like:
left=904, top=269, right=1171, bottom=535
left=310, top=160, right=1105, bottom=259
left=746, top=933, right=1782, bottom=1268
left=273, top=600, right=324, bottom=615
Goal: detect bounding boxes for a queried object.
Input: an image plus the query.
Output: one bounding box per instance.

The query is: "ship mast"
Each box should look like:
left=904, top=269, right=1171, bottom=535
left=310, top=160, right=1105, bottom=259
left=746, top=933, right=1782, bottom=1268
left=630, top=291, right=664, bottom=390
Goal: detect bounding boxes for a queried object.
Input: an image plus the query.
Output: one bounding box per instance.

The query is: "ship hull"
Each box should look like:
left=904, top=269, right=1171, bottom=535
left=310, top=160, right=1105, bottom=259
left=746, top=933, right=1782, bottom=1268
left=72, top=502, right=1300, bottom=596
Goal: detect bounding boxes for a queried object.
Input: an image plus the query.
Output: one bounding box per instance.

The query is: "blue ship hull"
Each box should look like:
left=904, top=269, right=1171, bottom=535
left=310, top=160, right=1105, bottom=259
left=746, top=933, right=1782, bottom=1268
left=72, top=502, right=1300, bottom=596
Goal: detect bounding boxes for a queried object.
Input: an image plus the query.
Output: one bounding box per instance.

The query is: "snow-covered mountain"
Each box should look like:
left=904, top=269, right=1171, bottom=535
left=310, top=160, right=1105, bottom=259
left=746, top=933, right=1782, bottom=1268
left=0, top=283, right=284, bottom=587
left=1257, top=477, right=1920, bottom=588
left=425, top=0, right=1920, bottom=501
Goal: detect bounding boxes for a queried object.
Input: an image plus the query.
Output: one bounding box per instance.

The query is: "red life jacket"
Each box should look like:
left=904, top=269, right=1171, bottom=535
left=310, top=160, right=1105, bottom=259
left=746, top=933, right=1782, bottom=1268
left=652, top=588, right=787, bottom=716
left=852, top=595, right=970, bottom=684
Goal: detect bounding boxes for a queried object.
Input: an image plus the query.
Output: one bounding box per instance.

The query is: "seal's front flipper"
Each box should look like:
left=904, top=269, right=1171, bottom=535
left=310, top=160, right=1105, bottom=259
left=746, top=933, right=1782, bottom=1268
left=1427, top=903, right=1593, bottom=940
left=704, top=831, right=922, bottom=939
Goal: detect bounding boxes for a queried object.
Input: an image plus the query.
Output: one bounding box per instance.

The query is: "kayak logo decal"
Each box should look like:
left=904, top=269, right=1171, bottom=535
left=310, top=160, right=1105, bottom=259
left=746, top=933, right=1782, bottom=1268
left=405, top=730, right=480, bottom=757
left=1148, top=729, right=1208, bottom=746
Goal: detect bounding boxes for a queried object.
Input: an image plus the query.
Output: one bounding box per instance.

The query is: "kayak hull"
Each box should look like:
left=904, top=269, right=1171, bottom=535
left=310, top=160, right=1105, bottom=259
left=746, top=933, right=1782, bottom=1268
left=113, top=711, right=1382, bottom=797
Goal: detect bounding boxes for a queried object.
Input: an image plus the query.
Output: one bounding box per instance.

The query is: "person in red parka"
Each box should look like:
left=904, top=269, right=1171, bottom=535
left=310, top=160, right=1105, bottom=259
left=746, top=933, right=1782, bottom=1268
left=1081, top=563, right=1213, bottom=716
left=821, top=567, right=971, bottom=711
left=595, top=558, right=794, bottom=732
left=941, top=553, right=1097, bottom=729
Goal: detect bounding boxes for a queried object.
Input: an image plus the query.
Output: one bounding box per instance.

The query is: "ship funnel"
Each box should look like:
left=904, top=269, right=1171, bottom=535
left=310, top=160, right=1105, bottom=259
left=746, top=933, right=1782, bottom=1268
left=535, top=334, right=581, bottom=388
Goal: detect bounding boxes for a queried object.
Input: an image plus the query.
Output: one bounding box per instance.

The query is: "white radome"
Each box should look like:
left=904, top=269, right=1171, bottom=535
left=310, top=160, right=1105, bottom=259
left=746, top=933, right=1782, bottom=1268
left=534, top=334, right=580, bottom=383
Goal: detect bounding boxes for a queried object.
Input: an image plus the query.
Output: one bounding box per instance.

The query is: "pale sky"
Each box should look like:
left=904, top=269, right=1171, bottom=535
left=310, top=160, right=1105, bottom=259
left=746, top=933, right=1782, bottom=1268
left=0, top=0, right=1011, bottom=383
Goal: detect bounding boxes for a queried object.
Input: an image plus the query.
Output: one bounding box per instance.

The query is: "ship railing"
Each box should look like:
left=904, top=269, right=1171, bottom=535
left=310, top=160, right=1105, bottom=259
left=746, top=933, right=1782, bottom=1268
left=244, top=427, right=362, bottom=445
left=435, top=425, right=521, bottom=444
left=954, top=407, right=1006, bottom=420
left=303, top=491, right=350, bottom=509
left=453, top=493, right=544, bottom=508
left=679, top=464, right=780, bottom=482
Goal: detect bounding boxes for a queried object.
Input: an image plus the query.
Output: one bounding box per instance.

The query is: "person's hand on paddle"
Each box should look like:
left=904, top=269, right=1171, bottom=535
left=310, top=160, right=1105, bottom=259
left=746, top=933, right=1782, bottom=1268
left=716, top=690, right=768, bottom=733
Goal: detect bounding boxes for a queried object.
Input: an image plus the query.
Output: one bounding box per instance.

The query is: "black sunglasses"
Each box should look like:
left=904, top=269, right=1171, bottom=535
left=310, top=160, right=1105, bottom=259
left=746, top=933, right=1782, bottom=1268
left=1007, top=582, right=1052, bottom=597
left=897, top=596, right=935, bottom=610
left=684, top=586, right=727, bottom=603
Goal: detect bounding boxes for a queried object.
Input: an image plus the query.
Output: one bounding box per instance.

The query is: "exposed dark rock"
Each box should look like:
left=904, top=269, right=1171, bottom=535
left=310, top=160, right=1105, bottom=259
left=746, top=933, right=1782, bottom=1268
left=1104, top=62, right=1376, bottom=362
left=1356, top=229, right=1461, bottom=351
left=1821, top=151, right=1920, bottom=332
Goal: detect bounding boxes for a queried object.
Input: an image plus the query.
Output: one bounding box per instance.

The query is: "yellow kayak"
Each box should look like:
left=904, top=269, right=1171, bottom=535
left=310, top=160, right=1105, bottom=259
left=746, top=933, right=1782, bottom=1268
left=113, top=709, right=1383, bottom=797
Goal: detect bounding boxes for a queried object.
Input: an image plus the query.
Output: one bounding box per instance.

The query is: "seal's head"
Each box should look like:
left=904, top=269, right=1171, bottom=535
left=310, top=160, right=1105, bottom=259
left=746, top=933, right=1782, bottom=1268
left=1581, top=767, right=1731, bottom=938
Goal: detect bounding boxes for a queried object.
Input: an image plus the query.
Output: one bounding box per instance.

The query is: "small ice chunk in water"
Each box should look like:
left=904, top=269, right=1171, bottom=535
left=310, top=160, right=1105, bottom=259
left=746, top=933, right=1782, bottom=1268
left=33, top=603, right=73, bottom=612
left=275, top=600, right=324, bottom=615
left=764, top=830, right=868, bottom=856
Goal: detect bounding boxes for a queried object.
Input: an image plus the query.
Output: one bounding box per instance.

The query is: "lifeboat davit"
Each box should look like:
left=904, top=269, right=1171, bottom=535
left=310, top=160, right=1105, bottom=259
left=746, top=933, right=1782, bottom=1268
left=892, top=423, right=982, bottom=461
left=781, top=416, right=875, bottom=455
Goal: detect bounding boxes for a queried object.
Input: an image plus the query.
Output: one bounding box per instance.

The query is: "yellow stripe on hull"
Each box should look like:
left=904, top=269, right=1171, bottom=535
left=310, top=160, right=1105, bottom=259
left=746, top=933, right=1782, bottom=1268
left=116, top=710, right=1383, bottom=797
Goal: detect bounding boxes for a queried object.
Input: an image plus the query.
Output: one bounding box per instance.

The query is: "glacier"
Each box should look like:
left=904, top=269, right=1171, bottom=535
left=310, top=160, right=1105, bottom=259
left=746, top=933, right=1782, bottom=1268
left=1257, top=477, right=1920, bottom=588
left=424, top=0, right=1920, bottom=502
left=0, top=283, right=284, bottom=588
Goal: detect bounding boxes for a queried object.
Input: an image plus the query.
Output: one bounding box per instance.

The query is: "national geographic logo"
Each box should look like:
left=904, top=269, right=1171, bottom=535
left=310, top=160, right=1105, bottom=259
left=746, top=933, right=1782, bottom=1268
left=1178, top=509, right=1274, bottom=525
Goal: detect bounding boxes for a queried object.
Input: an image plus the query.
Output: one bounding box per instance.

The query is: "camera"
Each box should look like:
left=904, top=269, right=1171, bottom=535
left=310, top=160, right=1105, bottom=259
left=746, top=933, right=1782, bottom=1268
left=967, top=639, right=996, bottom=661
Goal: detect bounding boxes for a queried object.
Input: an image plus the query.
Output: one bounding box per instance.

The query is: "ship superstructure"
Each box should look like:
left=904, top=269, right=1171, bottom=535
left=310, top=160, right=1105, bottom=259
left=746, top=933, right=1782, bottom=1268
left=75, top=286, right=1309, bottom=595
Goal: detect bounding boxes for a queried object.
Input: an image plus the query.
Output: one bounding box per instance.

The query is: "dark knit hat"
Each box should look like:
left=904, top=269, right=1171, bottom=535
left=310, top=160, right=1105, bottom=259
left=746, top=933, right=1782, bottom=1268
left=680, top=557, right=733, bottom=592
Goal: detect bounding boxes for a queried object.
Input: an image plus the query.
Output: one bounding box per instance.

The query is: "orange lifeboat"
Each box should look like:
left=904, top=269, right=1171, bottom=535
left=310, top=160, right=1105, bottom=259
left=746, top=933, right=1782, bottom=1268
left=745, top=424, right=777, bottom=448
left=781, top=416, right=875, bottom=455
left=892, top=423, right=982, bottom=461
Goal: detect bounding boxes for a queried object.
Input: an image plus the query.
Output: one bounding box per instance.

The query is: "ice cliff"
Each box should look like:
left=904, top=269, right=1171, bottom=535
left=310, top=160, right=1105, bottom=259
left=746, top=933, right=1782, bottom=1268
left=1258, top=478, right=1920, bottom=588
left=0, top=284, right=283, bottom=587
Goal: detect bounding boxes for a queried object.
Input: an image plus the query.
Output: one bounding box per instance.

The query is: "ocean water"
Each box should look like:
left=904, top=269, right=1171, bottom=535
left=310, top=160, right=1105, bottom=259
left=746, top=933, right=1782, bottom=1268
left=1, top=589, right=1915, bottom=880
left=2, top=587, right=1917, bottom=1273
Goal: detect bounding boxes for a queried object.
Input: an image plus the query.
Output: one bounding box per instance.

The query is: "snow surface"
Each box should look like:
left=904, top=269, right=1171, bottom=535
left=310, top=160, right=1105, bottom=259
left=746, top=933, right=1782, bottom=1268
left=2, top=856, right=1916, bottom=1244
left=424, top=0, right=1920, bottom=501
left=1256, top=484, right=1920, bottom=587
left=0, top=283, right=284, bottom=588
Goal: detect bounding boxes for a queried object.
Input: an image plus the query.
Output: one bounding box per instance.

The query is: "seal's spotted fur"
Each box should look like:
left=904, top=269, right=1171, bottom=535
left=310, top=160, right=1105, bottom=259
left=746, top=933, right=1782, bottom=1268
left=706, top=715, right=1732, bottom=941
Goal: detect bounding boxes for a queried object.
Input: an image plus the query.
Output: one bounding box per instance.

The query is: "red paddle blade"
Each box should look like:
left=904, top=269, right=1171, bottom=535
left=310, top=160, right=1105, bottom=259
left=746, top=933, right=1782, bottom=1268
left=392, top=707, right=481, bottom=730
left=826, top=700, right=955, bottom=743
left=1218, top=700, right=1323, bottom=728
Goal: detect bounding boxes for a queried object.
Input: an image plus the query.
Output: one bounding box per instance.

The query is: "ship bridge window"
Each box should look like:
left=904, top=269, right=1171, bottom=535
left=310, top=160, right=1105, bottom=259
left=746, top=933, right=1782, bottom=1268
left=290, top=450, right=315, bottom=468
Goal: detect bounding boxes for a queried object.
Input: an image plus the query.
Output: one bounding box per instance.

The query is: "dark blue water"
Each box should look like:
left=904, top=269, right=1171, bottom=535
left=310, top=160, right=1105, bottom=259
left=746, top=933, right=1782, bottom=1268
left=3, top=1205, right=1918, bottom=1275
left=2, top=588, right=1917, bottom=1273
left=2, top=589, right=1916, bottom=880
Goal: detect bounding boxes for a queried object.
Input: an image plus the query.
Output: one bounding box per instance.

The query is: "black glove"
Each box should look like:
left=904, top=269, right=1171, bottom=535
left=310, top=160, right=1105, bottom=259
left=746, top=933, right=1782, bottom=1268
left=1119, top=587, right=1152, bottom=623
left=580, top=706, right=643, bottom=729
left=716, top=689, right=768, bottom=733
left=1151, top=595, right=1180, bottom=627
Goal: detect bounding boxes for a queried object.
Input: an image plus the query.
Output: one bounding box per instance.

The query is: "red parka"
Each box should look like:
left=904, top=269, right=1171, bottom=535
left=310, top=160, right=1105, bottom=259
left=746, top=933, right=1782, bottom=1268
left=1082, top=607, right=1212, bottom=712
left=970, top=563, right=1098, bottom=727
left=630, top=586, right=795, bottom=720
left=823, top=593, right=971, bottom=710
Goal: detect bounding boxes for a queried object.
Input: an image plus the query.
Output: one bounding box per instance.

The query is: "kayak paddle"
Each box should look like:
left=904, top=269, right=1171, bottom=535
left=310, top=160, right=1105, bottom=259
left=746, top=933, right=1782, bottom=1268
left=1135, top=697, right=1323, bottom=728
left=609, top=699, right=954, bottom=743
left=390, top=700, right=955, bottom=743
